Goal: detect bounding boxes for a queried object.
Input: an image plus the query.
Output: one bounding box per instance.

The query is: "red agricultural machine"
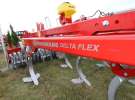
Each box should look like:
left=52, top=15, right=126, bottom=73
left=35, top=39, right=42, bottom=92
left=5, top=2, right=135, bottom=100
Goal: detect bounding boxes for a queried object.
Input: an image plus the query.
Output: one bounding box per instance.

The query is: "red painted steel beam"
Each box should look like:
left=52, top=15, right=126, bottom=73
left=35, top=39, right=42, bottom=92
left=23, top=34, right=135, bottom=67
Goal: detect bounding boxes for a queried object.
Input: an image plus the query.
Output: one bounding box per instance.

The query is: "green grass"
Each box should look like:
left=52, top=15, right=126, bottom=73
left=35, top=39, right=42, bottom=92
left=0, top=51, right=7, bottom=69
left=0, top=55, right=135, bottom=100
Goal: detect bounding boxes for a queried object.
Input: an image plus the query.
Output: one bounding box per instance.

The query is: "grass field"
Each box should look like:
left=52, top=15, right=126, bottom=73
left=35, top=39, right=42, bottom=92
left=0, top=55, right=135, bottom=100
left=0, top=50, right=7, bottom=70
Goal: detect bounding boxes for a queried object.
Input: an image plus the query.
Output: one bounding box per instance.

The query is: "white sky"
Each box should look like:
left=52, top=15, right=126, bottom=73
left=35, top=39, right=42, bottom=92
left=0, top=0, right=135, bottom=34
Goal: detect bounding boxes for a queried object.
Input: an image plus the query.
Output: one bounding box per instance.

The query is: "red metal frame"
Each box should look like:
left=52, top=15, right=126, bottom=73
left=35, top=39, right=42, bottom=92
left=22, top=10, right=135, bottom=78
left=7, top=47, right=21, bottom=54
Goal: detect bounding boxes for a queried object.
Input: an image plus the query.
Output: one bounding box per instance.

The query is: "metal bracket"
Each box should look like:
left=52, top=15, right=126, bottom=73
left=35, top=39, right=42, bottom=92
left=71, top=56, right=91, bottom=86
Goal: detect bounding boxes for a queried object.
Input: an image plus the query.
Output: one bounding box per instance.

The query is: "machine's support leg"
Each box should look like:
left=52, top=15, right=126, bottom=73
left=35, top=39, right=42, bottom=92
left=71, top=56, right=91, bottom=86
left=59, top=53, right=73, bottom=69
left=108, top=76, right=125, bottom=100
left=22, top=57, right=40, bottom=85
left=64, top=54, right=73, bottom=69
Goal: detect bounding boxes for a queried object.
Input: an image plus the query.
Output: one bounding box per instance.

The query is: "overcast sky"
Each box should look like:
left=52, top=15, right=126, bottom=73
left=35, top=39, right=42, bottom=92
left=0, top=0, right=135, bottom=34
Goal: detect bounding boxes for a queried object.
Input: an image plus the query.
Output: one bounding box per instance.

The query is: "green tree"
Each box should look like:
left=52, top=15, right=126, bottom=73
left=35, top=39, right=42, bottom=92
left=9, top=25, right=20, bottom=46
left=7, top=31, right=12, bottom=48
